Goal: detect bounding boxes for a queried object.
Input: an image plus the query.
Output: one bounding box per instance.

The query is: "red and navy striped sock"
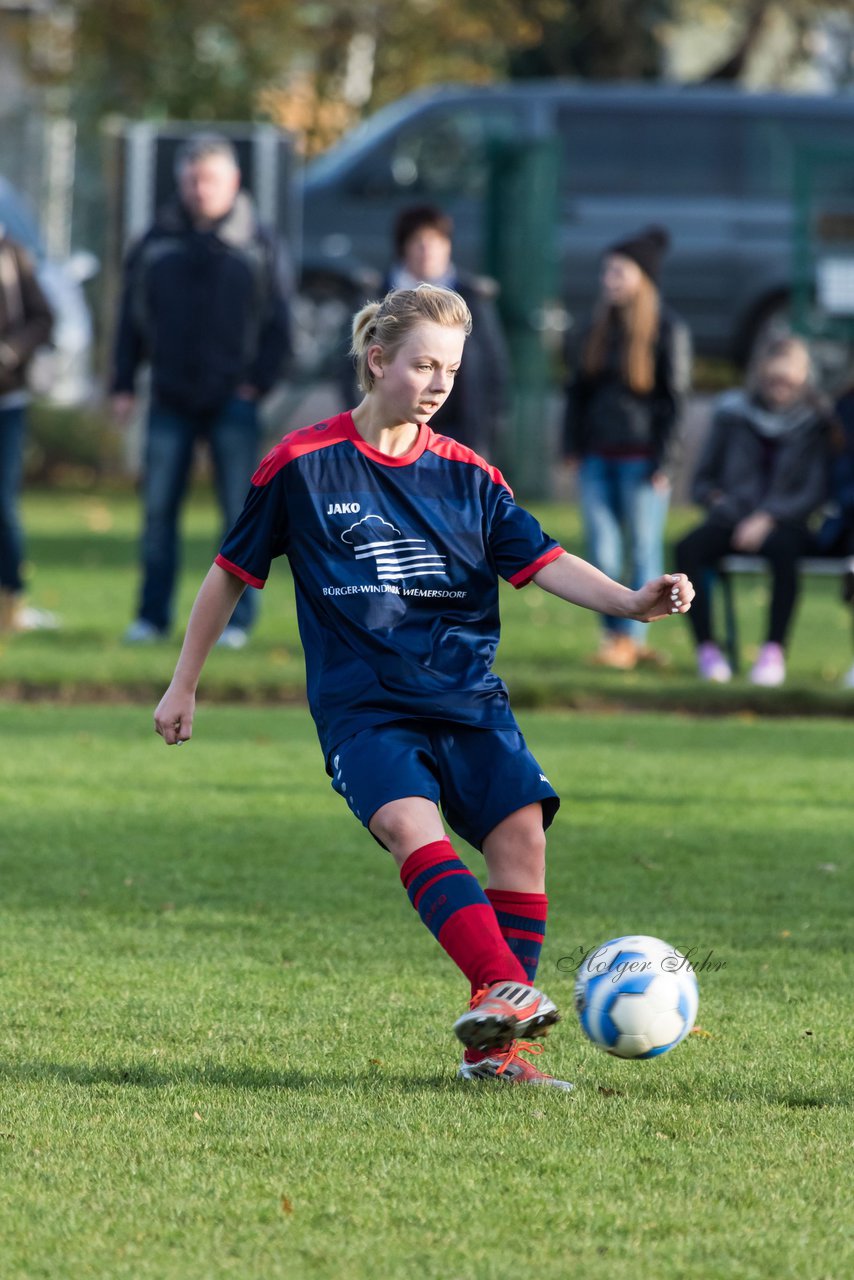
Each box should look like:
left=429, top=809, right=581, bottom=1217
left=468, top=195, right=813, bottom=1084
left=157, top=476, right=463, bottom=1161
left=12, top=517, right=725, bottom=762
left=400, top=840, right=528, bottom=993
left=459, top=889, right=549, bottom=1066
left=485, top=888, right=548, bottom=984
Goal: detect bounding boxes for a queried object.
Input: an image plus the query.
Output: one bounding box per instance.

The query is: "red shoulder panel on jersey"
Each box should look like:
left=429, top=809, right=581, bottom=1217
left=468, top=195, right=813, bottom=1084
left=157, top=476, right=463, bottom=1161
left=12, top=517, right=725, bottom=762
left=425, top=432, right=513, bottom=495
left=509, top=546, right=566, bottom=589
left=251, top=413, right=351, bottom=486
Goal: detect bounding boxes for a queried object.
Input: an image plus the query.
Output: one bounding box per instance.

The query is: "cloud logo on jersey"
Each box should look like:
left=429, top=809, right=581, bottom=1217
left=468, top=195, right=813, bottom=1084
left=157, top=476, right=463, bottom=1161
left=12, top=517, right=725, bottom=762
left=341, top=514, right=448, bottom=582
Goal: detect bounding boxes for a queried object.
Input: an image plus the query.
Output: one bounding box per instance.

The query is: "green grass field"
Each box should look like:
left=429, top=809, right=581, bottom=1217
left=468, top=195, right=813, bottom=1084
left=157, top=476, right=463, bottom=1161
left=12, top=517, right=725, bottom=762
left=1, top=488, right=852, bottom=1276
left=1, top=704, right=852, bottom=1280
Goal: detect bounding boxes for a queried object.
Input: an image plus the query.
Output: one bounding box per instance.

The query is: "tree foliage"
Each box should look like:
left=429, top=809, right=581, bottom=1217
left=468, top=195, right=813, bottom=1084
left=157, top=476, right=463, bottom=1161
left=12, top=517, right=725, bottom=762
left=71, top=0, right=297, bottom=122
left=69, top=0, right=563, bottom=147
left=510, top=0, right=673, bottom=80
left=67, top=0, right=848, bottom=151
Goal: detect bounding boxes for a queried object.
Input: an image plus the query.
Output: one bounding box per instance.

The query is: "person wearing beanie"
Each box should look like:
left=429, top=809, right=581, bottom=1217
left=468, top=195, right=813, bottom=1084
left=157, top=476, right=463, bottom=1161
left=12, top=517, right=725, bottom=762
left=563, top=225, right=692, bottom=670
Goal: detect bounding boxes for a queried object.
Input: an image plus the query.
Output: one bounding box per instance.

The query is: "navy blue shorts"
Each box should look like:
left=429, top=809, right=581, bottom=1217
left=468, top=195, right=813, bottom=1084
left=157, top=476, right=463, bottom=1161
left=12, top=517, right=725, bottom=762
left=329, top=718, right=560, bottom=851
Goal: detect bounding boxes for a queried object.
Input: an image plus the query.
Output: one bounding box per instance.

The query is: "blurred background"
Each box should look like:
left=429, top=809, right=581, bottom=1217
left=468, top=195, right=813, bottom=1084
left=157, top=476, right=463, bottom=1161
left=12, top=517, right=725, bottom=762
left=5, top=0, right=854, bottom=496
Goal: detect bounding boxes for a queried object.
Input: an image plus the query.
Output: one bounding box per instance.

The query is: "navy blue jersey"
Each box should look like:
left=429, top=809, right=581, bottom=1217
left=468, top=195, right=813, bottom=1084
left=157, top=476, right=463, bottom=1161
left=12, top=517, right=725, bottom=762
left=216, top=412, right=564, bottom=762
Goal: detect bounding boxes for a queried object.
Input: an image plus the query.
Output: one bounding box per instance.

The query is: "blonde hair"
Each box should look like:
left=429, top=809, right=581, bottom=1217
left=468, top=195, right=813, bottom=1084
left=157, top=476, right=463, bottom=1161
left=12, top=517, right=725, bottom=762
left=350, top=284, right=472, bottom=393
left=583, top=271, right=660, bottom=395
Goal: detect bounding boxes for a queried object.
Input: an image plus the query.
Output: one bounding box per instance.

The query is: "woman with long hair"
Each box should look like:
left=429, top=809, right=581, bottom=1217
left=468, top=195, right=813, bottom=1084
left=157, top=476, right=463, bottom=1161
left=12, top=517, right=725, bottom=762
left=564, top=226, right=692, bottom=669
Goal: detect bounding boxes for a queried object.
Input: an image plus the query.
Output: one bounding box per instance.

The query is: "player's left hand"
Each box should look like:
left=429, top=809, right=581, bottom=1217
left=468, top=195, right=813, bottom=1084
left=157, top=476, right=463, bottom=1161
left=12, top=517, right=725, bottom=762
left=630, top=573, right=694, bottom=623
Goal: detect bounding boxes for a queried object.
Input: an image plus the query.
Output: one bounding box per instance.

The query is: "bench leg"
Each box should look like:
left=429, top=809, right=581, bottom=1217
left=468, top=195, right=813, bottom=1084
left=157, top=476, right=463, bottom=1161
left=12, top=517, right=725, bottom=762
left=703, top=568, right=739, bottom=674
left=719, top=571, right=739, bottom=674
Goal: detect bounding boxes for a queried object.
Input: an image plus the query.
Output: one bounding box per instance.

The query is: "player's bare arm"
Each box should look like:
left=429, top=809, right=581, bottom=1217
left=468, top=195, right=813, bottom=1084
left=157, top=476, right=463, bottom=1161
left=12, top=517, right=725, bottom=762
left=154, top=564, right=246, bottom=745
left=532, top=551, right=694, bottom=622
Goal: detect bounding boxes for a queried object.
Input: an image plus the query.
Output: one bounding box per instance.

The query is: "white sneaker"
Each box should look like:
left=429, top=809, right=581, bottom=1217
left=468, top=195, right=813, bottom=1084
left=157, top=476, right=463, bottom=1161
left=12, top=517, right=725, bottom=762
left=16, top=605, right=60, bottom=631
left=749, top=642, right=786, bottom=687
left=697, top=641, right=732, bottom=683
left=842, top=662, right=854, bottom=690
left=123, top=619, right=163, bottom=644
left=458, top=1040, right=574, bottom=1090
left=216, top=625, right=248, bottom=650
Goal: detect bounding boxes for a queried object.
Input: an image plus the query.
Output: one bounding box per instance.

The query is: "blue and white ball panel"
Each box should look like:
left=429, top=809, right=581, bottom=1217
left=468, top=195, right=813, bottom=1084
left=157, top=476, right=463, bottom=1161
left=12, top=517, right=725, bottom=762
left=574, top=934, right=699, bottom=1059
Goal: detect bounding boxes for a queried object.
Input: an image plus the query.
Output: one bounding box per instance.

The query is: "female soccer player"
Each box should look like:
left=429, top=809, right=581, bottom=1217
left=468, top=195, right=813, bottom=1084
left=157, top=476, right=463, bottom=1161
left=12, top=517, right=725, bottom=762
left=155, top=285, right=694, bottom=1089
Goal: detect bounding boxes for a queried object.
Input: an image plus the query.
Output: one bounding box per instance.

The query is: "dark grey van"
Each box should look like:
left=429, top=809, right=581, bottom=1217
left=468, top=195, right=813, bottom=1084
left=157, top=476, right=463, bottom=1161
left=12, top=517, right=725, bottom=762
left=299, top=82, right=854, bottom=362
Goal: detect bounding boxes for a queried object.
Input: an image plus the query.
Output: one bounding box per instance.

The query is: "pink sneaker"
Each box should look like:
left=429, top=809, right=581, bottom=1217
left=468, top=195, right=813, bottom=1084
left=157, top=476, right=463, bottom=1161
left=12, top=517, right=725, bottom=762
left=697, top=642, right=732, bottom=683
left=750, top=642, right=785, bottom=687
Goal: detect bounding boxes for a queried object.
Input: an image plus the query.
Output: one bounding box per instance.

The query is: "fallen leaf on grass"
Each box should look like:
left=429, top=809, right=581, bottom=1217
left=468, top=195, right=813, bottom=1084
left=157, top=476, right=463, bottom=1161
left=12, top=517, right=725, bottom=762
left=281, top=1196, right=294, bottom=1215
left=690, top=1026, right=713, bottom=1038
left=597, top=1086, right=624, bottom=1098
left=193, top=1111, right=203, bottom=1122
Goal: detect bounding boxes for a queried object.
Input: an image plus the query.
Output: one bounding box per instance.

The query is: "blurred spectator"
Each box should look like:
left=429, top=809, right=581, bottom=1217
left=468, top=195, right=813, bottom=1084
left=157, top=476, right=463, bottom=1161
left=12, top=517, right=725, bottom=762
left=563, top=225, right=691, bottom=670
left=111, top=133, right=292, bottom=649
left=0, top=225, right=56, bottom=633
left=381, top=203, right=511, bottom=459
left=675, top=336, right=832, bottom=687
left=813, top=386, right=854, bottom=688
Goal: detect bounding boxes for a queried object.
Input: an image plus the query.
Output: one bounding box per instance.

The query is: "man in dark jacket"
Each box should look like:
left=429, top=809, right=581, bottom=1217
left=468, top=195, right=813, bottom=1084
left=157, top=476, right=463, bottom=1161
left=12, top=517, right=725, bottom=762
left=382, top=204, right=510, bottom=460
left=0, top=227, right=54, bottom=632
left=111, top=133, right=292, bottom=647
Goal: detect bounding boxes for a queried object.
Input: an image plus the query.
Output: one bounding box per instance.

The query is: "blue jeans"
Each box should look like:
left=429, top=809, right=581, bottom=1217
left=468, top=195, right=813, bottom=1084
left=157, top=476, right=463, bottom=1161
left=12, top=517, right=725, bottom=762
left=578, top=455, right=669, bottom=641
left=0, top=405, right=26, bottom=594
left=138, top=397, right=262, bottom=633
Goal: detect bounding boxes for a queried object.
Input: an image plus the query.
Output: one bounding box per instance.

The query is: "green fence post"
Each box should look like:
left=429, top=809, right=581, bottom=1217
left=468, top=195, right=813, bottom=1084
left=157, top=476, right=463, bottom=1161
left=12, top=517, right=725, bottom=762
left=485, top=137, right=560, bottom=499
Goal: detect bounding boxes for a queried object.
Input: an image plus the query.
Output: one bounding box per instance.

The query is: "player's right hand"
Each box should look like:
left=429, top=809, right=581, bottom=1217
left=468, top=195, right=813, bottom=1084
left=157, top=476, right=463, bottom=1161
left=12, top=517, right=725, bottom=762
left=154, top=685, right=196, bottom=746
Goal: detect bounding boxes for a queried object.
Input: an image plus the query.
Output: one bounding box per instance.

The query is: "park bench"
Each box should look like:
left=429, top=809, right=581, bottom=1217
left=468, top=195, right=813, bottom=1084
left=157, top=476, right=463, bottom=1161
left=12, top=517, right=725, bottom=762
left=711, top=554, right=849, bottom=672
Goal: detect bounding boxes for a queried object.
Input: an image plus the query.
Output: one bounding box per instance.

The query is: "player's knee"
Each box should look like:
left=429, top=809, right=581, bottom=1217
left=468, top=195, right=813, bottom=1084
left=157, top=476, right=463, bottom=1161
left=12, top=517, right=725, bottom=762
left=486, top=811, right=547, bottom=882
left=368, top=804, right=435, bottom=860
left=518, top=830, right=547, bottom=880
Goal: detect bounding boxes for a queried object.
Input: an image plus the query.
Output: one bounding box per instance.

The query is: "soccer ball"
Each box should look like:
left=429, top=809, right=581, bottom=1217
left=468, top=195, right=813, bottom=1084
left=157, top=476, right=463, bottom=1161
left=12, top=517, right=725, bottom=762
left=573, top=934, right=699, bottom=1059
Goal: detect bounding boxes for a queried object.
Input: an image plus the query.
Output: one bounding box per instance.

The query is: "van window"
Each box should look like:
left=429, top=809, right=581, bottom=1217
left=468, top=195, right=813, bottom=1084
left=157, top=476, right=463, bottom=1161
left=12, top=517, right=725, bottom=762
left=349, top=105, right=521, bottom=199
left=557, top=107, right=739, bottom=197
left=743, top=116, right=854, bottom=198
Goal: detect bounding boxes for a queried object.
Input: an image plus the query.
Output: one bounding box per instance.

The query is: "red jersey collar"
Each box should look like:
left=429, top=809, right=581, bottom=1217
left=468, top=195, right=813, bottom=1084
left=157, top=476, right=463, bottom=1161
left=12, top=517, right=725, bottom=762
left=341, top=411, right=430, bottom=467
